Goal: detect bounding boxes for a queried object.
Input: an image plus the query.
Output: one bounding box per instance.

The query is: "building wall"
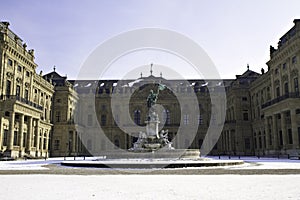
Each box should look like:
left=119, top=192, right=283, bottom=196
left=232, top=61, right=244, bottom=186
left=0, top=22, right=54, bottom=158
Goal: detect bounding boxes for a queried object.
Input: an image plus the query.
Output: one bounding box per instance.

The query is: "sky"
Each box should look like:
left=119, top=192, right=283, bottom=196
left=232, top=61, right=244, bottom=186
left=1, top=0, right=300, bottom=80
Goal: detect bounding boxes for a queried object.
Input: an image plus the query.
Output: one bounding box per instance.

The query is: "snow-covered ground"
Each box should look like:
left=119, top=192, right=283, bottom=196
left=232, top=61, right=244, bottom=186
left=0, top=175, right=299, bottom=200
left=1, top=156, right=300, bottom=170
left=1, top=157, right=300, bottom=199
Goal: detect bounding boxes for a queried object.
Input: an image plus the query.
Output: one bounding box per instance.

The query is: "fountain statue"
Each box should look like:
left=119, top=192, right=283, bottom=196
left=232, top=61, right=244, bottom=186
left=130, top=83, right=174, bottom=152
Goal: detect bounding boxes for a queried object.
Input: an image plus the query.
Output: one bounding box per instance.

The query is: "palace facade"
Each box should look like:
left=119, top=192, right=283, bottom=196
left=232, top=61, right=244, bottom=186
left=1, top=19, right=300, bottom=158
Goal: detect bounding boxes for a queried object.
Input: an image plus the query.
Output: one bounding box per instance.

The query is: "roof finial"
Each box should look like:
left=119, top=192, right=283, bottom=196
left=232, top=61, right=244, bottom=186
left=160, top=72, right=162, bottom=78
left=150, top=63, right=153, bottom=76
left=53, top=65, right=56, bottom=72
left=140, top=72, right=143, bottom=78
left=247, top=63, right=249, bottom=70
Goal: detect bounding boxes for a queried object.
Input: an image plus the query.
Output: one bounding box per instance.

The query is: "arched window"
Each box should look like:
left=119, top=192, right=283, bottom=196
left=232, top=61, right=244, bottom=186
left=134, top=109, right=141, bottom=125
left=163, top=109, right=171, bottom=125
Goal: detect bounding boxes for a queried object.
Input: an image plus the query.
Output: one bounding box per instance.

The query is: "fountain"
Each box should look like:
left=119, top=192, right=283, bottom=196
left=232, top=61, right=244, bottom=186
left=129, top=84, right=174, bottom=152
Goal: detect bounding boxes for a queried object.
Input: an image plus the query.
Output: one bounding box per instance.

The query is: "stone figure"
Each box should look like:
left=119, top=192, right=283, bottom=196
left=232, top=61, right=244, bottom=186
left=146, top=83, right=166, bottom=109
left=147, top=90, right=158, bottom=108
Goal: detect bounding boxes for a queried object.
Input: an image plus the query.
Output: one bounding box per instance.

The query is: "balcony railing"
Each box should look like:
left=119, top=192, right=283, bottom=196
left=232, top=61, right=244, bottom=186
left=0, top=95, right=43, bottom=111
left=261, top=92, right=300, bottom=109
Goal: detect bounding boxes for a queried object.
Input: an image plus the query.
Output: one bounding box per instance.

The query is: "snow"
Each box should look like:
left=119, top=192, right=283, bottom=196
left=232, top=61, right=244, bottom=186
left=0, top=175, right=300, bottom=200
left=1, top=157, right=300, bottom=199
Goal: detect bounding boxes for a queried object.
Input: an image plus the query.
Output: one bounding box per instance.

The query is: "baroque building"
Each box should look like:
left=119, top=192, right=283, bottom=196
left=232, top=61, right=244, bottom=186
left=0, top=22, right=54, bottom=158
left=0, top=19, right=300, bottom=159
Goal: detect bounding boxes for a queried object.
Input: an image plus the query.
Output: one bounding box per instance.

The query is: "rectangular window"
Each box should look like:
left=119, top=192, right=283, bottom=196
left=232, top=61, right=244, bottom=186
left=292, top=56, right=297, bottom=64
left=284, top=82, right=289, bottom=95
left=298, top=127, right=300, bottom=146
left=288, top=129, right=293, bottom=144
left=6, top=80, right=11, bottom=95
left=243, top=112, right=249, bottom=121
left=3, top=130, right=8, bottom=146
left=269, top=133, right=272, bottom=146
left=17, top=65, right=22, bottom=72
left=8, top=59, right=13, bottom=66
left=87, top=114, right=93, bottom=126
left=24, top=89, right=29, bottom=100
left=16, top=85, right=21, bottom=97
left=276, top=86, right=280, bottom=97
left=259, top=137, right=262, bottom=149
left=242, top=97, right=248, bottom=101
left=54, top=140, right=60, bottom=150
left=101, top=115, right=106, bottom=126
left=279, top=131, right=283, bottom=146
left=283, top=63, right=286, bottom=70
left=183, top=114, right=189, bottom=125
left=245, top=138, right=251, bottom=149
left=26, top=71, right=30, bottom=77
left=13, top=131, right=18, bottom=146
left=198, top=114, right=203, bottom=125
left=56, top=111, right=61, bottom=122
left=294, top=78, right=299, bottom=93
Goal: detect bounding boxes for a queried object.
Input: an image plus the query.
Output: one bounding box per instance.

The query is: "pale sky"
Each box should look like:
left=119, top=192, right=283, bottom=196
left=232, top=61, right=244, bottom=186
left=1, top=0, right=300, bottom=79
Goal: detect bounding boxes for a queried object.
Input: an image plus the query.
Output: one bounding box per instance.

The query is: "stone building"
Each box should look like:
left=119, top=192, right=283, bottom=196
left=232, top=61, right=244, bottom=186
left=0, top=22, right=54, bottom=158
left=1, top=19, right=300, bottom=158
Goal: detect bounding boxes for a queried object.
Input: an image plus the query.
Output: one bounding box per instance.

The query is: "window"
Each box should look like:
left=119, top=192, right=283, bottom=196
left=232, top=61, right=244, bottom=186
left=275, top=68, right=279, bottom=75
left=276, top=86, right=280, bottom=97
left=242, top=97, right=248, bottom=101
left=245, top=138, right=251, bottom=149
left=134, top=110, right=141, bottom=125
left=3, top=130, right=8, bottom=146
left=16, top=85, right=21, bottom=97
left=294, top=78, right=299, bottom=93
left=296, top=109, right=300, bottom=114
left=243, top=112, right=249, bottom=121
left=101, top=104, right=106, bottom=111
left=54, top=140, right=60, bottom=150
left=26, top=71, right=30, bottom=77
left=87, top=114, right=93, bottom=126
left=292, top=56, right=297, bottom=64
left=6, top=80, right=11, bottom=95
left=279, top=131, right=283, bottom=146
left=283, top=63, right=286, bottom=70
left=298, top=127, right=300, bottom=146
left=198, top=114, right=203, bottom=125
left=163, top=109, right=171, bottom=125
left=284, top=82, right=289, bottom=95
left=8, top=59, right=13, bottom=66
left=24, top=89, right=29, bottom=100
left=269, top=133, right=272, bottom=146
left=56, top=98, right=61, bottom=103
left=17, top=65, right=22, bottom=72
left=101, top=115, right=106, bottom=126
left=183, top=114, right=189, bottom=125
left=13, top=131, right=18, bottom=145
left=288, top=129, right=293, bottom=144
left=56, top=111, right=61, bottom=122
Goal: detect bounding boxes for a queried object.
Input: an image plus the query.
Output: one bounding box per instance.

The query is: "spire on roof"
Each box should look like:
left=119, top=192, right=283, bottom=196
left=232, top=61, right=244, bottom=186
left=53, top=65, right=56, bottom=72
left=150, top=63, right=153, bottom=76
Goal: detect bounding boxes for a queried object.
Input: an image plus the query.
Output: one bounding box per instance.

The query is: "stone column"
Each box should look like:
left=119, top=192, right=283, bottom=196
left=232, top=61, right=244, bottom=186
left=272, top=114, right=278, bottom=151
left=264, top=117, right=270, bottom=150
left=72, top=131, right=76, bottom=154
left=8, top=111, right=15, bottom=150
left=18, top=114, right=24, bottom=148
left=45, top=131, right=49, bottom=155
left=290, top=109, right=299, bottom=147
left=280, top=112, right=287, bottom=148
left=0, top=117, right=3, bottom=149
left=26, top=116, right=33, bottom=153
left=35, top=119, right=40, bottom=152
